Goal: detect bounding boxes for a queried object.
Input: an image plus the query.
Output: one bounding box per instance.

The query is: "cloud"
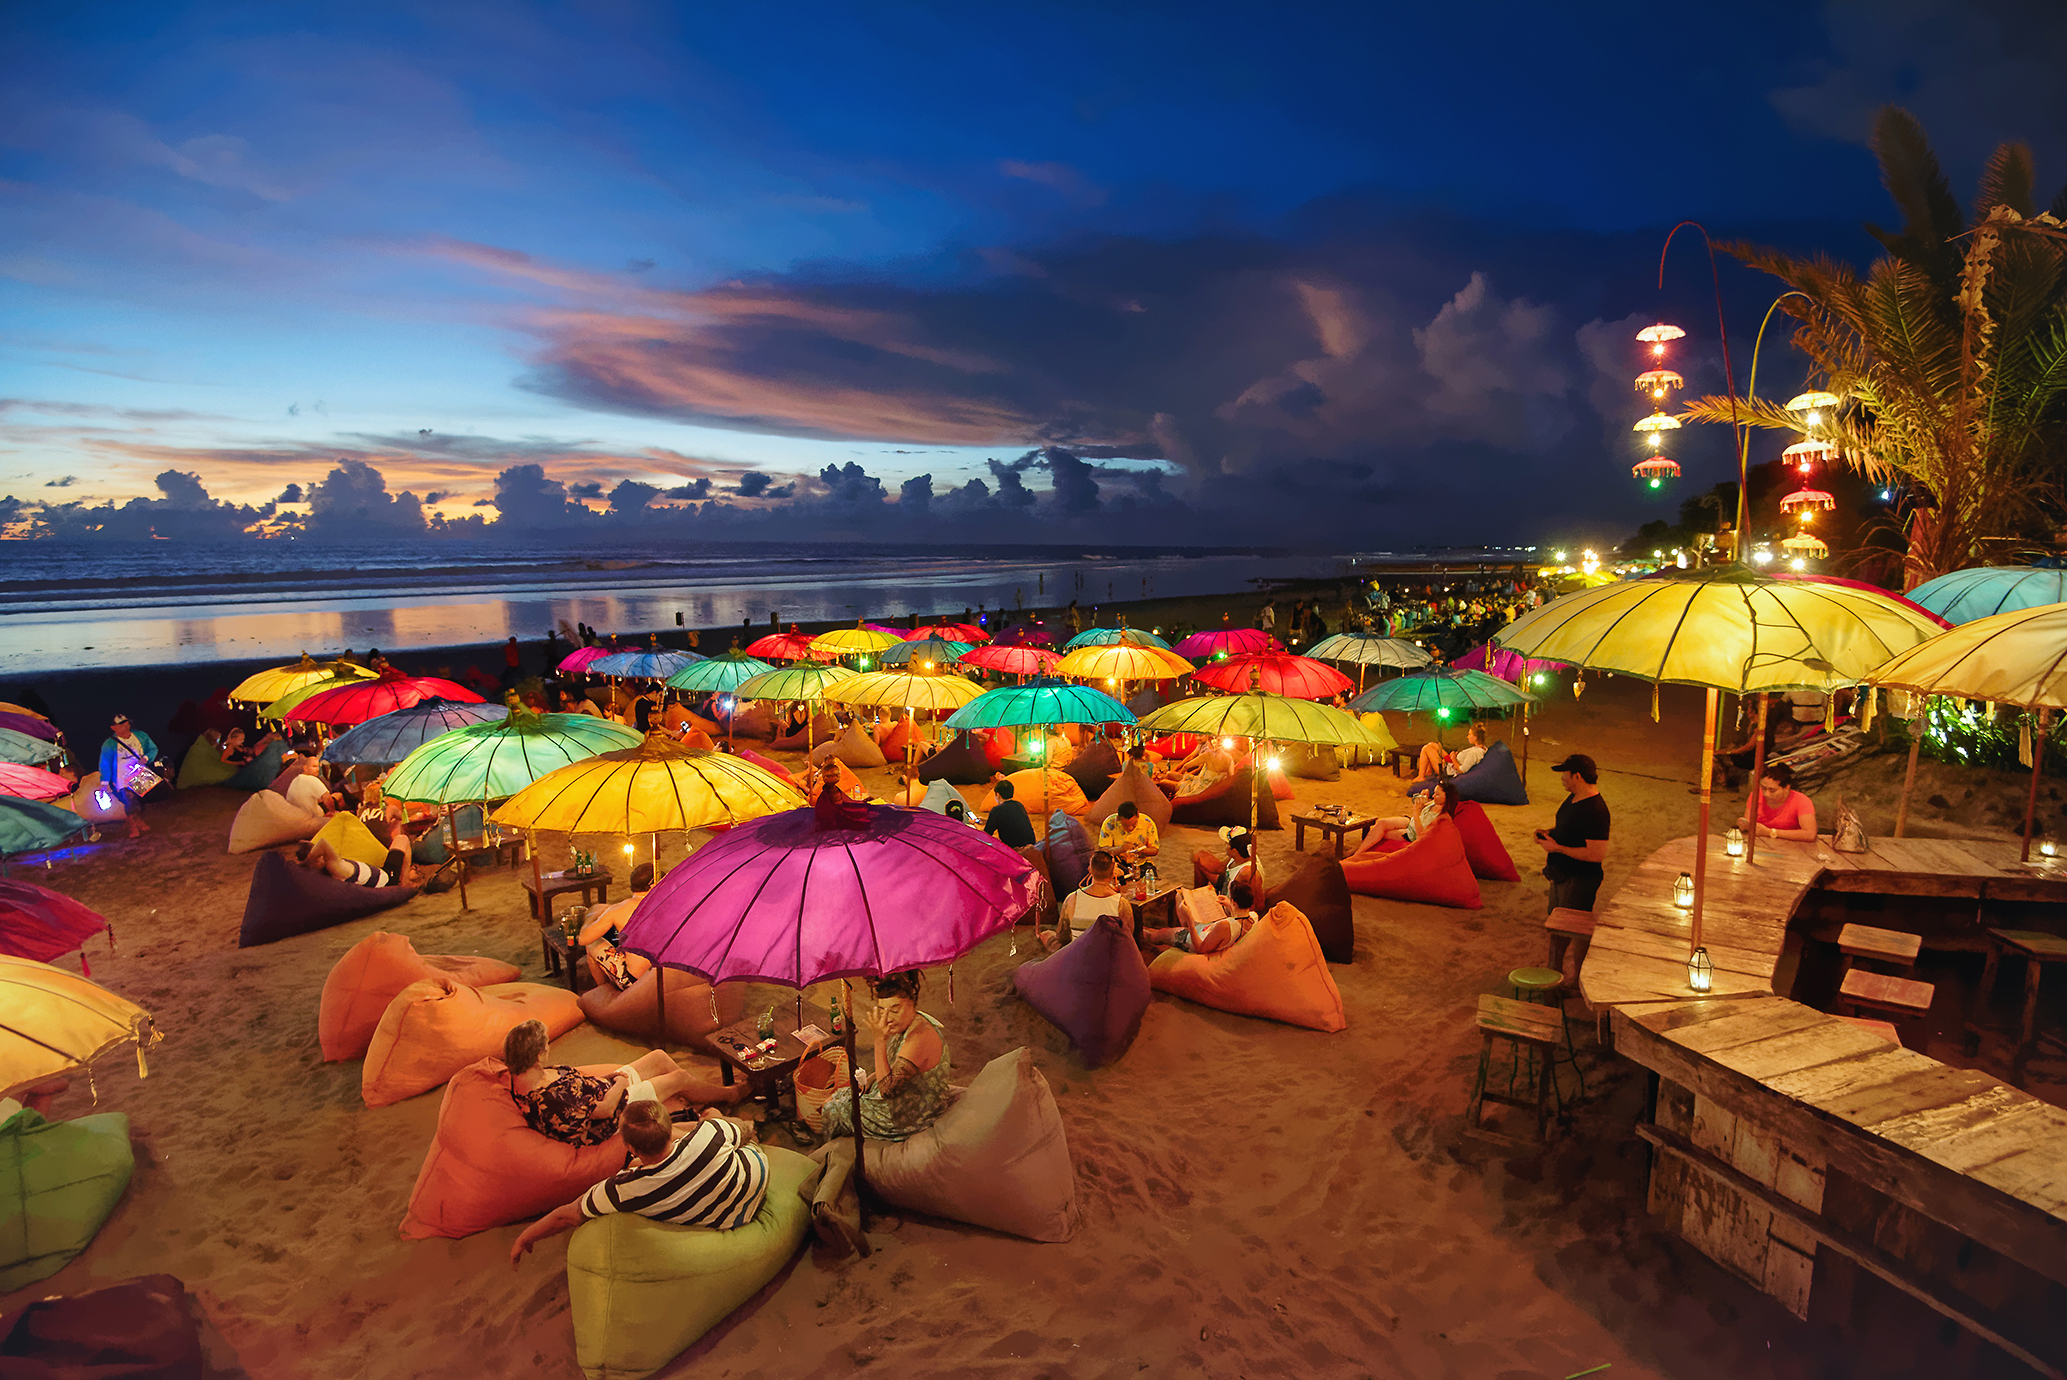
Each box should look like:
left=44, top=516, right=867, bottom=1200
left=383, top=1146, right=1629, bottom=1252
left=665, top=478, right=711, bottom=500
left=493, top=462, right=590, bottom=528
left=43, top=475, right=77, bottom=487
left=567, top=480, right=604, bottom=499
left=999, top=159, right=1103, bottom=203
left=306, top=458, right=425, bottom=534
left=735, top=472, right=775, bottom=498
left=275, top=482, right=303, bottom=503
left=608, top=478, right=658, bottom=512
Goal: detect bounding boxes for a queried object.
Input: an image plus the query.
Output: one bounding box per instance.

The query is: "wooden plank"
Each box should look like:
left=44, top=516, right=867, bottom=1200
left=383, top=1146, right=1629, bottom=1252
left=1993, top=929, right=2067, bottom=961
left=1708, top=1021, right=1897, bottom=1082
left=1774, top=1057, right=1996, bottom=1129
left=1475, top=993, right=1561, bottom=1044
left=1664, top=1002, right=1833, bottom=1055
left=1839, top=969, right=1935, bottom=1013
left=1626, top=996, right=1800, bottom=1038
left=1837, top=923, right=1923, bottom=964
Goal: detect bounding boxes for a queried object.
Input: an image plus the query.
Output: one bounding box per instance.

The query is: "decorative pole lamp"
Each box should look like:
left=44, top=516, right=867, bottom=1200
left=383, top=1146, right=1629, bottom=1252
left=1725, top=826, right=1745, bottom=858
left=1778, top=390, right=1842, bottom=570
left=1688, top=946, right=1714, bottom=992
left=1631, top=325, right=1686, bottom=492
left=1672, top=871, right=1695, bottom=907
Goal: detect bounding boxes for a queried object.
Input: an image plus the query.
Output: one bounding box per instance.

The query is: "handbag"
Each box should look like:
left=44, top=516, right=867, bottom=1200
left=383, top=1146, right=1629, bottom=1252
left=1831, top=795, right=1869, bottom=854
left=117, top=742, right=164, bottom=798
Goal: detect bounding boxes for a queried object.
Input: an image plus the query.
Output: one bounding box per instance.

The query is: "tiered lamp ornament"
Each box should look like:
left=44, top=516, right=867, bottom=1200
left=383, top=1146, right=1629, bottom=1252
left=1631, top=324, right=1686, bottom=488
left=1779, top=390, right=1842, bottom=568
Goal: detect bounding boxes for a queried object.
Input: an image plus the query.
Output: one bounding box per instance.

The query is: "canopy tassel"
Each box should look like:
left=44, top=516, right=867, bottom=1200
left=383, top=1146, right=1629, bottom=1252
left=1650, top=683, right=1660, bottom=723
left=1573, top=672, right=1586, bottom=701
left=2020, top=717, right=2034, bottom=769
left=947, top=966, right=955, bottom=1007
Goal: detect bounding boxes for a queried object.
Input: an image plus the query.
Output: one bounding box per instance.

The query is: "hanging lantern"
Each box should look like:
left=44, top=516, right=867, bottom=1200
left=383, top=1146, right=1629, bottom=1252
left=1636, top=322, right=1685, bottom=358
left=1783, top=439, right=1836, bottom=473
left=1780, top=486, right=1835, bottom=523
left=1672, top=871, right=1695, bottom=908
left=1634, top=368, right=1684, bottom=400
left=1630, top=325, right=1686, bottom=488
left=1725, top=826, right=1745, bottom=858
left=1688, top=946, right=1714, bottom=993
left=1632, top=456, right=1681, bottom=489
left=2041, top=840, right=2057, bottom=859
left=1785, top=389, right=1840, bottom=427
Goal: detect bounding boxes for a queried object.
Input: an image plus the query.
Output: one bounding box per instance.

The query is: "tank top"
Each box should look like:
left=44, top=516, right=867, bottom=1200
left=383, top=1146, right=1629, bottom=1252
left=1070, top=888, right=1125, bottom=939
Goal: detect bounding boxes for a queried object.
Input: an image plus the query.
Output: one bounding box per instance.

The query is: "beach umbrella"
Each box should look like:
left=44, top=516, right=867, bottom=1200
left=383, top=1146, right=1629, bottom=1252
left=0, top=955, right=159, bottom=1090
left=744, top=628, right=823, bottom=661
left=587, top=648, right=703, bottom=680
left=0, top=713, right=58, bottom=744
left=0, top=799, right=88, bottom=864
left=1349, top=667, right=1533, bottom=747
left=1173, top=627, right=1278, bottom=661
left=558, top=645, right=615, bottom=674
left=0, top=765, right=73, bottom=802
left=811, top=624, right=903, bottom=663
left=1063, top=626, right=1170, bottom=651
left=0, top=729, right=62, bottom=768
left=908, top=623, right=990, bottom=643
left=1054, top=633, right=1194, bottom=683
left=664, top=650, right=776, bottom=695
left=957, top=643, right=1061, bottom=677
left=1194, top=653, right=1354, bottom=701
left=1494, top=564, right=1948, bottom=944
left=1304, top=633, right=1432, bottom=691
left=878, top=636, right=972, bottom=669
left=733, top=664, right=860, bottom=751
left=824, top=671, right=986, bottom=775
left=0, top=880, right=106, bottom=967
left=620, top=799, right=1038, bottom=1225
left=1452, top=641, right=1567, bottom=689
left=490, top=735, right=805, bottom=837
left=228, top=656, right=375, bottom=705
left=259, top=672, right=374, bottom=722
left=1867, top=601, right=2067, bottom=857
left=321, top=699, right=509, bottom=767
left=944, top=679, right=1136, bottom=733
left=0, top=703, right=49, bottom=722
left=992, top=624, right=1055, bottom=648
left=1904, top=566, right=2067, bottom=626
left=281, top=672, right=484, bottom=728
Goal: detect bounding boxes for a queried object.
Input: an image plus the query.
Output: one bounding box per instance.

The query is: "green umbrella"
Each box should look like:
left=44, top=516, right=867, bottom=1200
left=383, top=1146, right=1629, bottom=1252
left=0, top=798, right=89, bottom=869
left=733, top=663, right=860, bottom=752
left=879, top=636, right=972, bottom=668
left=943, top=679, right=1136, bottom=824
left=1349, top=667, right=1534, bottom=749
left=663, top=650, right=775, bottom=695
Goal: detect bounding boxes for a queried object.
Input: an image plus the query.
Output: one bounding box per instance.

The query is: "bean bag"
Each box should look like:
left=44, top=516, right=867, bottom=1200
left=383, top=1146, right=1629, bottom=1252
left=1086, top=762, right=1172, bottom=829
left=1452, top=799, right=1520, bottom=882
left=1147, top=901, right=1345, bottom=1032
left=875, top=717, right=913, bottom=759
left=681, top=729, right=716, bottom=751
left=1125, top=687, right=1164, bottom=716
left=1145, top=733, right=1204, bottom=759
left=1448, top=740, right=1528, bottom=806
left=729, top=747, right=800, bottom=790
left=176, top=736, right=237, bottom=789
left=1266, top=766, right=1296, bottom=800
left=718, top=702, right=777, bottom=740
left=567, top=1145, right=822, bottom=1380
left=1288, top=744, right=1340, bottom=781
left=238, top=851, right=417, bottom=947
left=1263, top=853, right=1355, bottom=964
left=227, top=789, right=323, bottom=854
left=801, top=754, right=865, bottom=801
left=769, top=714, right=838, bottom=752
left=223, top=738, right=288, bottom=791
left=1170, top=767, right=1280, bottom=830
left=1343, top=711, right=1399, bottom=765
left=908, top=777, right=964, bottom=815
left=362, top=978, right=585, bottom=1107
left=67, top=773, right=126, bottom=824
left=1012, top=914, right=1150, bottom=1066
left=318, top=931, right=523, bottom=1061
left=578, top=968, right=746, bottom=1047
left=0, top=1109, right=134, bottom=1293
left=266, top=762, right=303, bottom=796
left=1063, top=736, right=1120, bottom=801
left=972, top=727, right=1013, bottom=769
left=1340, top=815, right=1482, bottom=908
left=860, top=1047, right=1079, bottom=1242
left=1038, top=811, right=1096, bottom=895
left=915, top=734, right=994, bottom=786
left=398, top=1058, right=626, bottom=1240
left=312, top=811, right=390, bottom=870
left=0, top=1272, right=211, bottom=1378
left=680, top=709, right=722, bottom=738
left=981, top=770, right=1089, bottom=830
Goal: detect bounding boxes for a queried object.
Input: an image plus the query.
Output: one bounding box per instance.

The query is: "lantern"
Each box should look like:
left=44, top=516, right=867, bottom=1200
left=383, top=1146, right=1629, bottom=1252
left=1725, top=826, right=1745, bottom=858
left=1672, top=871, right=1695, bottom=908
left=1634, top=368, right=1684, bottom=400
left=1780, top=486, right=1835, bottom=518
left=1633, top=456, right=1681, bottom=489
left=1636, top=322, right=1685, bottom=358
left=1688, top=946, right=1714, bottom=993
left=1629, top=326, right=1687, bottom=487
left=2041, top=840, right=2057, bottom=859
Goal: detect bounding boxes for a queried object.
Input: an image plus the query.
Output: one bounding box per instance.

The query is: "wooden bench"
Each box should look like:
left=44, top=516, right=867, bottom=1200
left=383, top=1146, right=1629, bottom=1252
left=1544, top=907, right=1596, bottom=975
left=1837, top=922, right=1921, bottom=977
left=1832, top=1014, right=1903, bottom=1046
left=1470, top=994, right=1565, bottom=1141
left=1966, top=928, right=2067, bottom=1080
left=1836, top=969, right=1935, bottom=1025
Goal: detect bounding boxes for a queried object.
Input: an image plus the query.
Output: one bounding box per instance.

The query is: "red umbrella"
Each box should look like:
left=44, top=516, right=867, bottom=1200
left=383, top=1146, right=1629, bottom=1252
left=0, top=879, right=108, bottom=970
left=908, top=624, right=990, bottom=643
left=0, top=764, right=74, bottom=801
left=1192, top=652, right=1353, bottom=700
left=958, top=643, right=1062, bottom=677
left=1173, top=627, right=1279, bottom=661
left=745, top=628, right=827, bottom=661
left=283, top=672, right=484, bottom=727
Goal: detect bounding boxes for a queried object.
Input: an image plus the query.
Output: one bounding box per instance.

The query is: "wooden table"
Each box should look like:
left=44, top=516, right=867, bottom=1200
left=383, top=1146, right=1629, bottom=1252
left=710, top=1000, right=832, bottom=1110
left=1968, top=928, right=2067, bottom=1078
left=1385, top=743, right=1427, bottom=778
left=1291, top=811, right=1379, bottom=857
left=521, top=867, right=612, bottom=923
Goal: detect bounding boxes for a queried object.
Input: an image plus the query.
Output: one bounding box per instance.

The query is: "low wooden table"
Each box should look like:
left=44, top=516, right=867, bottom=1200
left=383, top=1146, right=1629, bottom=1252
left=1967, top=928, right=2067, bottom=1078
left=1386, top=744, right=1427, bottom=779
left=521, top=868, right=612, bottom=922
left=453, top=833, right=527, bottom=871
left=710, top=1000, right=832, bottom=1110
left=1291, top=811, right=1378, bottom=857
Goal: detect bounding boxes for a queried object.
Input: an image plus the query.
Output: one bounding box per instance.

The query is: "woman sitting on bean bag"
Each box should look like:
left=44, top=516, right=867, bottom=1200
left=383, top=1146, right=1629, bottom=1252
left=504, top=1019, right=737, bottom=1146
left=577, top=863, right=657, bottom=991
left=820, top=972, right=949, bottom=1143
left=1349, top=779, right=1456, bottom=857
left=1156, top=739, right=1232, bottom=798
left=1141, top=884, right=1254, bottom=955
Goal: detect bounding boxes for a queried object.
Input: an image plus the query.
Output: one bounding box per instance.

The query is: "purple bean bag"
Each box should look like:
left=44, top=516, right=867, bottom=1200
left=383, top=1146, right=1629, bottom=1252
left=238, top=850, right=418, bottom=948
left=915, top=733, right=996, bottom=786
left=1040, top=811, right=1096, bottom=895
left=1012, top=914, right=1150, bottom=1067
left=1063, top=737, right=1120, bottom=801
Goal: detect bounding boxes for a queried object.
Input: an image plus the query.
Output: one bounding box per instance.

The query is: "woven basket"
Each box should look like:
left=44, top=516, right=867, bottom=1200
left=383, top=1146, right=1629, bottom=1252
left=793, top=1046, right=851, bottom=1133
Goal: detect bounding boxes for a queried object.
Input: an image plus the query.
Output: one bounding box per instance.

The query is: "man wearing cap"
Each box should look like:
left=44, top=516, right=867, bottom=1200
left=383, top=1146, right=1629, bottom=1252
left=1535, top=753, right=1610, bottom=912
left=99, top=714, right=166, bottom=839
left=1191, top=825, right=1256, bottom=906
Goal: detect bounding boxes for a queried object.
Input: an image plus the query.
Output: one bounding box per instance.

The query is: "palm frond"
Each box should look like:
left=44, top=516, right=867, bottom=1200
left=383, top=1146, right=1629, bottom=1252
left=1975, top=142, right=2036, bottom=220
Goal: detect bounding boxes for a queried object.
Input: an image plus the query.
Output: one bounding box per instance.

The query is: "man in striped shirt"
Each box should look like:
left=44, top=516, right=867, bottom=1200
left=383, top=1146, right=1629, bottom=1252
left=510, top=1100, right=768, bottom=1265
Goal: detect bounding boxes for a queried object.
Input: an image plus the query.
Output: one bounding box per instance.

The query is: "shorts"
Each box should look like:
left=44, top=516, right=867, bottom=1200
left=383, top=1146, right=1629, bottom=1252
left=1546, top=873, right=1602, bottom=914
left=617, top=1065, right=658, bottom=1109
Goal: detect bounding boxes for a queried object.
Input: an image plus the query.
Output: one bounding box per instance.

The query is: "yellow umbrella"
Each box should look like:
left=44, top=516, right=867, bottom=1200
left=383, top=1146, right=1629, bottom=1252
left=491, top=735, right=806, bottom=836
left=1, top=955, right=160, bottom=1090
left=0, top=703, right=49, bottom=722
left=809, top=623, right=902, bottom=662
left=230, top=655, right=375, bottom=705
left=1868, top=601, right=2067, bottom=857
left=1054, top=633, right=1194, bottom=682
left=823, top=671, right=985, bottom=773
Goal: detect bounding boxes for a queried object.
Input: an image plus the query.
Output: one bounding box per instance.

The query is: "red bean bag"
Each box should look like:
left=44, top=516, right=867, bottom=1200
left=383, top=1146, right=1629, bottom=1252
left=1263, top=853, right=1355, bottom=964
left=318, top=931, right=522, bottom=1061
left=361, top=978, right=584, bottom=1108
left=1013, top=914, right=1150, bottom=1067
left=1340, top=815, right=1482, bottom=909
left=876, top=717, right=913, bottom=759
left=1452, top=800, right=1520, bottom=882
left=577, top=967, right=746, bottom=1046
left=1147, top=901, right=1345, bottom=1031
left=973, top=727, right=1012, bottom=769
left=398, top=1057, right=626, bottom=1240
left=1145, top=733, right=1204, bottom=759
left=731, top=746, right=801, bottom=789
left=1086, top=762, right=1172, bottom=829
left=1169, top=767, right=1280, bottom=830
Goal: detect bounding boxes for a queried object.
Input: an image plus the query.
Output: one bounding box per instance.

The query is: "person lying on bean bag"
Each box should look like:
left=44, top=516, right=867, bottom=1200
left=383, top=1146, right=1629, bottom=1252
left=502, top=1019, right=741, bottom=1146
left=1140, top=885, right=1254, bottom=955
left=1349, top=779, right=1456, bottom=857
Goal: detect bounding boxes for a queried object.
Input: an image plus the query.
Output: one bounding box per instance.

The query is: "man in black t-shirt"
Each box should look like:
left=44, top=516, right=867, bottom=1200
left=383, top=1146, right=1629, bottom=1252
left=1534, top=752, right=1610, bottom=913
left=982, top=778, right=1036, bottom=848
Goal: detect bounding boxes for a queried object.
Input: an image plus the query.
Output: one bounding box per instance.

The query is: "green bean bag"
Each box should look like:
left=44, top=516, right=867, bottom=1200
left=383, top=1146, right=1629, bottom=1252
left=566, top=1144, right=822, bottom=1380
left=176, top=736, right=237, bottom=789
left=0, top=1109, right=135, bottom=1293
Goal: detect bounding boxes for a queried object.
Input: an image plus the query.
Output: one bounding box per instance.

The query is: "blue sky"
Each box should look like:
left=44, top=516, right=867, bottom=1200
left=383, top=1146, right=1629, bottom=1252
left=2, top=0, right=2062, bottom=543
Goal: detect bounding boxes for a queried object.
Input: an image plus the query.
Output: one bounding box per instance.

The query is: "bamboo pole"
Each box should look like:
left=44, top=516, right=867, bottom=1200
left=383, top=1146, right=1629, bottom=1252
left=2021, top=709, right=2050, bottom=862
left=844, top=976, right=870, bottom=1229
left=448, top=805, right=468, bottom=909
left=1744, top=694, right=1769, bottom=867
left=1894, top=732, right=1923, bottom=838
left=1691, top=689, right=1718, bottom=957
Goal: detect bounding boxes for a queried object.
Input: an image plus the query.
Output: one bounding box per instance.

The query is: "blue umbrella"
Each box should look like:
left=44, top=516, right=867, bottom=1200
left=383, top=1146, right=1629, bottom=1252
left=1062, top=626, right=1171, bottom=651
left=587, top=649, right=704, bottom=679
left=1904, top=566, right=2067, bottom=625
left=321, top=698, right=509, bottom=766
left=879, top=636, right=972, bottom=668
left=0, top=798, right=88, bottom=859
left=0, top=728, right=62, bottom=768
left=944, top=678, right=1137, bottom=731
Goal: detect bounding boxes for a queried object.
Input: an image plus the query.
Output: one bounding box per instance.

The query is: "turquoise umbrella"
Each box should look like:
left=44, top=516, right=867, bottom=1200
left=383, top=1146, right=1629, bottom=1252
left=322, top=698, right=509, bottom=766
left=1063, top=626, right=1171, bottom=651
left=943, top=678, right=1136, bottom=731
left=0, top=729, right=62, bottom=768
left=1350, top=667, right=1533, bottom=745
left=0, top=798, right=88, bottom=865
left=588, top=649, right=704, bottom=679
left=663, top=650, right=775, bottom=695
left=1904, top=566, right=2067, bottom=625
left=879, top=635, right=972, bottom=668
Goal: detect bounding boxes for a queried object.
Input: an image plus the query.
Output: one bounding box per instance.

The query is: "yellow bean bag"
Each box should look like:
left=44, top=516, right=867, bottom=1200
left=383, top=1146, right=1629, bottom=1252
left=226, top=790, right=322, bottom=853
left=981, top=769, right=1089, bottom=831
left=1344, top=711, right=1399, bottom=765
left=1148, top=901, right=1346, bottom=1032
left=567, top=1144, right=822, bottom=1380
left=361, top=978, right=584, bottom=1108
left=68, top=773, right=125, bottom=824
left=312, top=812, right=390, bottom=870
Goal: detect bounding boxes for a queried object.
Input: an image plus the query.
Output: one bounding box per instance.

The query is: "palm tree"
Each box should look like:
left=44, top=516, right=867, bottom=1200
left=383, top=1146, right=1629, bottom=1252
left=1681, top=108, right=2067, bottom=588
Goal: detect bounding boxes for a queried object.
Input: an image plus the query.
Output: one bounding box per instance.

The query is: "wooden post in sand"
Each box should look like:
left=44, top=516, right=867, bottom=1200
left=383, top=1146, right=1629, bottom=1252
left=1690, top=689, right=1718, bottom=957
left=2021, top=709, right=2050, bottom=862
left=447, top=806, right=469, bottom=909
left=1743, top=694, right=1769, bottom=868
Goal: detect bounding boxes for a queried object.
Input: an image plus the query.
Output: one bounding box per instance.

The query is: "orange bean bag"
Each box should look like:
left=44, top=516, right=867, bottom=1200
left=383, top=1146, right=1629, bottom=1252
left=1147, top=901, right=1345, bottom=1031
left=1452, top=800, right=1520, bottom=882
left=876, top=717, right=913, bottom=758
left=1339, top=814, right=1483, bottom=908
left=981, top=769, right=1089, bottom=828
left=318, top=931, right=522, bottom=1061
left=1170, top=767, right=1281, bottom=830
left=398, top=1057, right=626, bottom=1240
left=578, top=967, right=746, bottom=1046
left=1086, top=762, right=1172, bottom=829
left=682, top=709, right=722, bottom=738
left=361, top=978, right=585, bottom=1108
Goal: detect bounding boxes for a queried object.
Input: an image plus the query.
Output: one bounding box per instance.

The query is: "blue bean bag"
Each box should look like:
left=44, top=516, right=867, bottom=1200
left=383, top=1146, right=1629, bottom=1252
left=1013, top=913, right=1150, bottom=1067
left=223, top=739, right=288, bottom=792
left=1414, top=740, right=1528, bottom=806
left=238, top=850, right=417, bottom=948
left=0, top=1109, right=135, bottom=1293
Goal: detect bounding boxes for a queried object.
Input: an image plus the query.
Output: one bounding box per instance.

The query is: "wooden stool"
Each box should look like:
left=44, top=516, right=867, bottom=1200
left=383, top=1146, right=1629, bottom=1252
left=1837, top=923, right=1921, bottom=978
left=1965, top=928, right=2067, bottom=1079
left=1510, top=966, right=1585, bottom=1098
left=1837, top=970, right=1935, bottom=1034
left=1834, top=1014, right=1903, bottom=1047
left=1471, top=994, right=1564, bottom=1141
left=1545, top=907, right=1595, bottom=975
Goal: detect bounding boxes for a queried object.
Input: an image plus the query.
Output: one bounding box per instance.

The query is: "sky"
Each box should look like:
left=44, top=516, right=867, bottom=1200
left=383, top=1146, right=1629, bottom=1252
left=2, top=0, right=2064, bottom=547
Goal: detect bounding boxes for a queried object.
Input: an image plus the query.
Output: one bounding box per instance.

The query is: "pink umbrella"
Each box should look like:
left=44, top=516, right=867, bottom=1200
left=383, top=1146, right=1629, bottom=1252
left=557, top=646, right=613, bottom=673
left=1174, top=627, right=1279, bottom=661
left=1192, top=652, right=1353, bottom=700
left=992, top=624, right=1054, bottom=648
left=745, top=630, right=827, bottom=661
left=283, top=672, right=485, bottom=727
left=1453, top=642, right=1568, bottom=684
left=0, top=878, right=108, bottom=970
left=0, top=764, right=74, bottom=801
left=958, top=643, right=1062, bottom=677
left=0, top=712, right=58, bottom=743
left=908, top=623, right=990, bottom=643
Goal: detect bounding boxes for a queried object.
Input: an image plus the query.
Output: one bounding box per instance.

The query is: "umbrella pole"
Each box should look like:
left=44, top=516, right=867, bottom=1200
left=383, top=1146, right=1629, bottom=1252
left=1691, top=690, right=1717, bottom=957
left=448, top=806, right=469, bottom=909
left=1249, top=739, right=1265, bottom=898
left=1894, top=730, right=1923, bottom=839
left=656, top=958, right=668, bottom=1049
left=1743, top=695, right=1769, bottom=867
left=2021, top=709, right=2050, bottom=862
left=1519, top=702, right=1529, bottom=786
left=843, top=977, right=871, bottom=1229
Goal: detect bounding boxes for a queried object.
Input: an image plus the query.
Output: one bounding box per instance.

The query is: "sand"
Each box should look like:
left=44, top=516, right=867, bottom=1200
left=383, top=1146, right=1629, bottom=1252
left=3, top=674, right=2049, bottom=1379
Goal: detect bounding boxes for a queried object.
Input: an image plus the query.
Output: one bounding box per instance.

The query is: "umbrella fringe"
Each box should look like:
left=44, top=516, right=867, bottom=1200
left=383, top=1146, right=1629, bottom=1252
left=1651, top=683, right=1660, bottom=723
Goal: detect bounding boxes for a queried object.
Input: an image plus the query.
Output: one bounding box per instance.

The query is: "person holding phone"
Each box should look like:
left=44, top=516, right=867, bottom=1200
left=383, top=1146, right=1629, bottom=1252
left=1535, top=753, right=1610, bottom=913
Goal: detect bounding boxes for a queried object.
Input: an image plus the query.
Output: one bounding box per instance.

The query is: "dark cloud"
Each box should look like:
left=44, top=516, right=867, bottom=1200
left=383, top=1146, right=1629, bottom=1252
left=816, top=461, right=885, bottom=505
left=492, top=462, right=590, bottom=528
left=735, top=472, right=775, bottom=498
left=665, top=478, right=712, bottom=500
left=608, top=478, right=659, bottom=512
left=30, top=468, right=274, bottom=540
left=567, top=480, right=605, bottom=499
left=276, top=482, right=303, bottom=503
left=423, top=489, right=450, bottom=504
left=44, top=475, right=78, bottom=488
left=306, top=458, right=425, bottom=534
left=898, top=473, right=932, bottom=514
